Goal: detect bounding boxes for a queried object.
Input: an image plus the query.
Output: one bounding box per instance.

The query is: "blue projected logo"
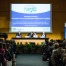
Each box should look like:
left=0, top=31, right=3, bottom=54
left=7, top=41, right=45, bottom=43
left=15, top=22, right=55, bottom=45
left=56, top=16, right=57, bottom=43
left=24, top=5, right=37, bottom=13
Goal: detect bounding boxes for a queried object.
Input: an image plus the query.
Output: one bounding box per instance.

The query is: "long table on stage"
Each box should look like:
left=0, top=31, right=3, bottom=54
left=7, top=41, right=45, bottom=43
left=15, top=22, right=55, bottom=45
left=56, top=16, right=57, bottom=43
left=12, top=38, right=49, bottom=45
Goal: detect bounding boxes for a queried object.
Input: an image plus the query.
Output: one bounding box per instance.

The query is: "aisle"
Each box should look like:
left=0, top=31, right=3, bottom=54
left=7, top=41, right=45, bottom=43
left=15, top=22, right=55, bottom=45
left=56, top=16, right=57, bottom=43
left=16, top=54, right=48, bottom=66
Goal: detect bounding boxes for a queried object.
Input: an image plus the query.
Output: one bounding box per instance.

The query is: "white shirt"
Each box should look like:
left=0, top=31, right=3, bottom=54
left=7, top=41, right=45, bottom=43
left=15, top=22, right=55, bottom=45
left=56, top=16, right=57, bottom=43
left=33, top=33, right=38, bottom=38
left=40, top=33, right=45, bottom=38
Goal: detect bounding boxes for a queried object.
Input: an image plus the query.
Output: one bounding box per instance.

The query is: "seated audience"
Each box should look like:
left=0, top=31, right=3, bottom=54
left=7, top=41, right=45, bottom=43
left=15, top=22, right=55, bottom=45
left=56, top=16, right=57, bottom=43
left=0, top=42, right=7, bottom=66
left=53, top=43, right=59, bottom=50
left=63, top=46, right=66, bottom=66
left=51, top=43, right=65, bottom=66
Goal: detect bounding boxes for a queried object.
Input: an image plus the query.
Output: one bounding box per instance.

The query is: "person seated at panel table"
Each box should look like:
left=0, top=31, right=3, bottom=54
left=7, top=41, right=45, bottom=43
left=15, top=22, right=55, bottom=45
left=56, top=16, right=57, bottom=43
left=40, top=32, right=45, bottom=38
left=33, top=32, right=38, bottom=38
left=16, top=32, right=21, bottom=38
left=27, top=32, right=34, bottom=38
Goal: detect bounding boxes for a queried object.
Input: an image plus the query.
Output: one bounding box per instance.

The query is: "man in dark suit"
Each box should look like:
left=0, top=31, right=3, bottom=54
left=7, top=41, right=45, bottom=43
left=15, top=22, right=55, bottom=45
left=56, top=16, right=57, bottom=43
left=16, top=32, right=21, bottom=38
left=27, top=32, right=33, bottom=38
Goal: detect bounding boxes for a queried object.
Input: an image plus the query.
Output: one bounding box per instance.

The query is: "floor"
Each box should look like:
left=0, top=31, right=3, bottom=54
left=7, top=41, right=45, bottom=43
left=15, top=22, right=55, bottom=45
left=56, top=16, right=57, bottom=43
left=16, top=54, right=48, bottom=66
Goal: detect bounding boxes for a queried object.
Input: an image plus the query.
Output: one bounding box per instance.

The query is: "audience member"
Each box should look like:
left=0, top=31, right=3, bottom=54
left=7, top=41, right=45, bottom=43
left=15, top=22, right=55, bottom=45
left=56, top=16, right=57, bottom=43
left=51, top=43, right=65, bottom=66
left=0, top=42, right=7, bottom=66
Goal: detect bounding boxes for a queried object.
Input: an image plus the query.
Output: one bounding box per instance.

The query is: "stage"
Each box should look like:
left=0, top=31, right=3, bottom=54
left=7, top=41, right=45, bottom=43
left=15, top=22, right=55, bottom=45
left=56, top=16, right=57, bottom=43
left=12, top=38, right=49, bottom=45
